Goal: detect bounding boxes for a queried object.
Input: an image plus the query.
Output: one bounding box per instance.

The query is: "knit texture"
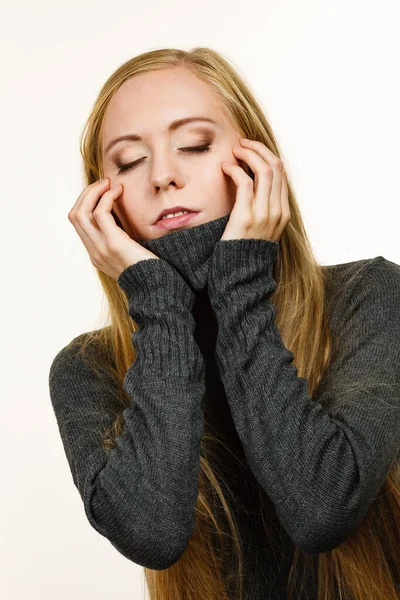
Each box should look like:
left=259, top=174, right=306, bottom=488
left=49, top=213, right=400, bottom=598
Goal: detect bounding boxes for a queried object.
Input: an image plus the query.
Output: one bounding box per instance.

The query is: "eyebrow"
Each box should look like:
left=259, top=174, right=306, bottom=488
left=104, top=116, right=218, bottom=155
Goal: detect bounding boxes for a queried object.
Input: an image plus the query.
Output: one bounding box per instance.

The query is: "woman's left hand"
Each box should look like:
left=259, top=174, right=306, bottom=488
left=220, top=138, right=291, bottom=242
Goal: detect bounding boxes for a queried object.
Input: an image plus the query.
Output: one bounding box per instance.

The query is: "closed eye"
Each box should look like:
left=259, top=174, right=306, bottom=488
left=116, top=145, right=212, bottom=175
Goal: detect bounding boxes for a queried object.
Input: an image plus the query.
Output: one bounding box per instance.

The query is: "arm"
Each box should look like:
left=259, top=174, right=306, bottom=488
left=49, top=259, right=205, bottom=569
left=207, top=240, right=400, bottom=554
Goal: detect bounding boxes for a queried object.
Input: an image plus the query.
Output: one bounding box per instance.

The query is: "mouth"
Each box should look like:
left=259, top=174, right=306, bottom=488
left=154, top=210, right=200, bottom=230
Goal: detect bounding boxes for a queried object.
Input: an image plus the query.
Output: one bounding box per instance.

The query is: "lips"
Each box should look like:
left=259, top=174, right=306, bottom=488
left=157, top=210, right=195, bottom=223
left=154, top=206, right=196, bottom=224
left=154, top=210, right=200, bottom=230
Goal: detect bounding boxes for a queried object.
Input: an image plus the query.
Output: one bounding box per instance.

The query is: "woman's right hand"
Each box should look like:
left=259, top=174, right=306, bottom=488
left=68, top=178, right=159, bottom=281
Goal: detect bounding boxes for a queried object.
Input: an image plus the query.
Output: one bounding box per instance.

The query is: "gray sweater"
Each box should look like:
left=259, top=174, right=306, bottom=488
left=48, top=213, right=400, bottom=598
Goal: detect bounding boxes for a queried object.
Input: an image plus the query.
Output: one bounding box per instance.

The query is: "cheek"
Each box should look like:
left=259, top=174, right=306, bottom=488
left=198, top=160, right=224, bottom=185
left=112, top=197, right=142, bottom=232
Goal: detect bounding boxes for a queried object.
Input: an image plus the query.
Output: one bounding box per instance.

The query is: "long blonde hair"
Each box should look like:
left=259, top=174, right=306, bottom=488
left=71, top=46, right=400, bottom=599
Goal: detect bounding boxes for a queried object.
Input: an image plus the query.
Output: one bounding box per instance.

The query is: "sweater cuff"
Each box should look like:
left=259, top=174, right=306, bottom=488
left=207, top=238, right=280, bottom=313
left=117, top=258, right=195, bottom=312
left=117, top=258, right=203, bottom=378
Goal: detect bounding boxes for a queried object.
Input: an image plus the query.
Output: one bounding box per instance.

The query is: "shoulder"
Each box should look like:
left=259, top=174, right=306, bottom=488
left=48, top=326, right=121, bottom=416
left=324, top=255, right=400, bottom=330
left=328, top=254, right=400, bottom=280
left=364, top=255, right=400, bottom=287
left=49, top=326, right=113, bottom=382
left=326, top=255, right=386, bottom=284
left=49, top=329, right=96, bottom=370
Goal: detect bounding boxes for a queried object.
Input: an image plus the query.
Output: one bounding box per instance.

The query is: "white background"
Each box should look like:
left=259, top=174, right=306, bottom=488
left=1, top=0, right=399, bottom=598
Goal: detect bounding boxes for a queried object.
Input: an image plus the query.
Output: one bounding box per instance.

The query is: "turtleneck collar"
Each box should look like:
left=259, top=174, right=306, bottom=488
left=137, top=213, right=230, bottom=292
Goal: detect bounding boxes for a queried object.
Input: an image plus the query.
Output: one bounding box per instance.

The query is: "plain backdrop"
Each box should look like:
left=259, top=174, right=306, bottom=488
left=1, top=0, right=399, bottom=598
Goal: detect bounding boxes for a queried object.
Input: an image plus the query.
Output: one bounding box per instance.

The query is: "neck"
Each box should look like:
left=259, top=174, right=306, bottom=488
left=137, top=213, right=230, bottom=292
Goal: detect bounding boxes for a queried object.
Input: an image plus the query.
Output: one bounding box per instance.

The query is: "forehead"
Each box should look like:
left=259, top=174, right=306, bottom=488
left=101, top=68, right=234, bottom=145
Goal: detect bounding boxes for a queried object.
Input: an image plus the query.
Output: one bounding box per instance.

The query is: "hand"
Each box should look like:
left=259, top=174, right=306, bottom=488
left=220, top=138, right=291, bottom=242
left=68, top=178, right=159, bottom=281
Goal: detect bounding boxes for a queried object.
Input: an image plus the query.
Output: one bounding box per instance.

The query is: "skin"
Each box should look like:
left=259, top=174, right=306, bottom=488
left=100, top=67, right=252, bottom=241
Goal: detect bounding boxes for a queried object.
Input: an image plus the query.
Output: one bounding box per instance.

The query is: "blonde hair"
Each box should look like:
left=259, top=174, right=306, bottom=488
left=71, top=46, right=400, bottom=599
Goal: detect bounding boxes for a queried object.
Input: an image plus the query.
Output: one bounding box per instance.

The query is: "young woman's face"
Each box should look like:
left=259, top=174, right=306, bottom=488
left=101, top=67, right=249, bottom=240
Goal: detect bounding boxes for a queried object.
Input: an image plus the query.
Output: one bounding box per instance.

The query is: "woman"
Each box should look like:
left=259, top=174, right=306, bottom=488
left=48, top=47, right=400, bottom=599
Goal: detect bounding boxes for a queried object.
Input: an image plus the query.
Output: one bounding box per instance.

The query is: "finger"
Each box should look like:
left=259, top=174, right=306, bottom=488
left=69, top=180, right=112, bottom=257
left=221, top=162, right=254, bottom=214
left=261, top=158, right=283, bottom=225
left=69, top=178, right=110, bottom=247
left=71, top=212, right=108, bottom=264
left=69, top=178, right=110, bottom=217
left=278, top=169, right=291, bottom=230
left=93, top=184, right=124, bottom=243
left=239, top=138, right=281, bottom=163
left=232, top=145, right=274, bottom=217
left=239, top=138, right=285, bottom=190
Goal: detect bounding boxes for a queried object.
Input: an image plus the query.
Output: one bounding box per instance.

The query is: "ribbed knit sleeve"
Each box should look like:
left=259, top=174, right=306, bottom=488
left=207, top=241, right=400, bottom=554
left=48, top=258, right=206, bottom=569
